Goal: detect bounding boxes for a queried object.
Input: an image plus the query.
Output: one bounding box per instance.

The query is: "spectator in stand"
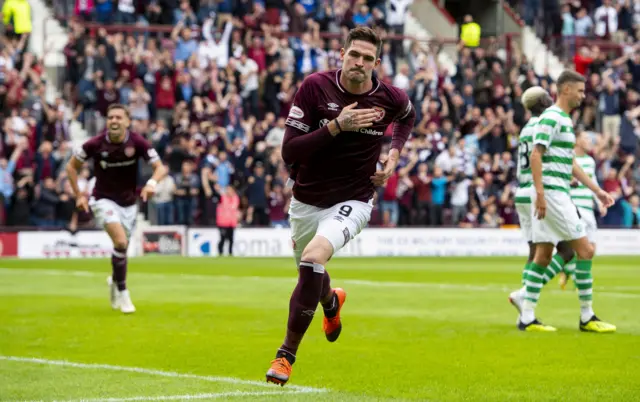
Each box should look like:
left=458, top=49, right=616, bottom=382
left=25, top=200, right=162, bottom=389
left=217, top=186, right=239, bottom=256
left=245, top=162, right=269, bottom=226
left=2, top=0, right=32, bottom=42
left=430, top=167, right=449, bottom=226
left=173, top=160, right=199, bottom=225
left=268, top=181, right=290, bottom=228
left=594, top=0, right=619, bottom=40
left=152, top=169, right=176, bottom=225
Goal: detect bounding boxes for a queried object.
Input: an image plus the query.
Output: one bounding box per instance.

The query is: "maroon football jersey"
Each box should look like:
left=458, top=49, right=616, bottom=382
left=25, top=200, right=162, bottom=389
left=282, top=69, right=415, bottom=208
left=75, top=131, right=160, bottom=207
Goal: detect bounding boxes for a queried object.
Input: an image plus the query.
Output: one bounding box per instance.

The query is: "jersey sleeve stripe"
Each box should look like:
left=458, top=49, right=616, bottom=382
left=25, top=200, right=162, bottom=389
left=535, top=133, right=550, bottom=141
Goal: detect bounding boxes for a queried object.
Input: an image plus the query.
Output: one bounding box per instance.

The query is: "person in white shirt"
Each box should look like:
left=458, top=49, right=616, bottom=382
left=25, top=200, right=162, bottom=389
left=386, top=0, right=413, bottom=57
left=392, top=63, right=410, bottom=91
left=198, top=17, right=233, bottom=69
left=594, top=0, right=618, bottom=39
left=235, top=52, right=260, bottom=117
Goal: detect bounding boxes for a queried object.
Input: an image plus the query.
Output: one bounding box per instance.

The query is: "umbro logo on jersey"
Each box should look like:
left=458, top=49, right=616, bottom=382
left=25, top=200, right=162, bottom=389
left=327, top=103, right=339, bottom=111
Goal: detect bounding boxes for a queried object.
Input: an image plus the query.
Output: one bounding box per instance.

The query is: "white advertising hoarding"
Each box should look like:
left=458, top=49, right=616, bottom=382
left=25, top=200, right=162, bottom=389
left=18, top=231, right=115, bottom=258
left=187, top=227, right=640, bottom=258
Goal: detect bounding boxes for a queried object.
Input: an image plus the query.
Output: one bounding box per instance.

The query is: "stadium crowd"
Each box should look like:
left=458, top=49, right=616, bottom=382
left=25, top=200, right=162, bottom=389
left=1, top=0, right=640, bottom=230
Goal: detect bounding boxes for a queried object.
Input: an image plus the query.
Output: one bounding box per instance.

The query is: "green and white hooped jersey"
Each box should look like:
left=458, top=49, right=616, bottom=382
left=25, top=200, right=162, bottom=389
left=533, top=105, right=575, bottom=193
left=571, top=154, right=596, bottom=211
left=516, top=117, right=538, bottom=189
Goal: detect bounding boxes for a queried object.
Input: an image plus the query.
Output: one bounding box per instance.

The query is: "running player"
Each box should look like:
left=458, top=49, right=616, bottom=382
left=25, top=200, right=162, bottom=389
left=509, top=86, right=575, bottom=320
left=521, top=70, right=615, bottom=332
left=65, top=104, right=167, bottom=314
left=265, top=27, right=416, bottom=385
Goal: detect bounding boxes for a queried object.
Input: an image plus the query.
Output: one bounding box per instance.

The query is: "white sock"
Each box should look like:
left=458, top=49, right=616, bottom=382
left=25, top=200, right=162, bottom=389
left=520, top=300, right=536, bottom=324
left=580, top=301, right=594, bottom=323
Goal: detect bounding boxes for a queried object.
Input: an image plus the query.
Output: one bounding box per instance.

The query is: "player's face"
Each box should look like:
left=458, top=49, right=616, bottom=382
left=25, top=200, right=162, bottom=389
left=341, top=40, right=381, bottom=84
left=565, top=82, right=586, bottom=109
left=107, top=108, right=130, bottom=139
left=576, top=133, right=591, bottom=151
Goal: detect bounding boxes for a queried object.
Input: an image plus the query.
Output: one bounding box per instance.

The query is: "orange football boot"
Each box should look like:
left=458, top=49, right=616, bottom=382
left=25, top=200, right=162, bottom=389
left=322, top=288, right=347, bottom=342
left=266, top=357, right=292, bottom=386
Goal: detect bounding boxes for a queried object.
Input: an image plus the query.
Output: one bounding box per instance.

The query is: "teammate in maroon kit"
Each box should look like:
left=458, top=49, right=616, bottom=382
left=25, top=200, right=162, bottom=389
left=266, top=27, right=416, bottom=385
left=65, top=104, right=167, bottom=314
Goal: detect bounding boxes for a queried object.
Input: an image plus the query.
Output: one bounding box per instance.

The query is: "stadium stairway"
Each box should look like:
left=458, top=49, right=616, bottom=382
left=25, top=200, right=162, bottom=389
left=32, top=0, right=89, bottom=146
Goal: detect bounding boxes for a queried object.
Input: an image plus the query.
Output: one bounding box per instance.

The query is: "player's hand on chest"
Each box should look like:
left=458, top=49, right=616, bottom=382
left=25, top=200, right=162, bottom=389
left=318, top=100, right=389, bottom=138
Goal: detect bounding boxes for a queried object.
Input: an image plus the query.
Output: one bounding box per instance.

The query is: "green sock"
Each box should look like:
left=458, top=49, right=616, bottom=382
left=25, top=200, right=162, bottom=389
left=524, top=262, right=546, bottom=305
left=521, top=261, right=531, bottom=286
left=541, top=253, right=566, bottom=285
left=575, top=260, right=594, bottom=317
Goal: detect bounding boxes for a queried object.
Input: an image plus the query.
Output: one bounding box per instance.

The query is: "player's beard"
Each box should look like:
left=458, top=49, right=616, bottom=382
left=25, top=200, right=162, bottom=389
left=108, top=124, right=125, bottom=143
left=347, top=68, right=368, bottom=84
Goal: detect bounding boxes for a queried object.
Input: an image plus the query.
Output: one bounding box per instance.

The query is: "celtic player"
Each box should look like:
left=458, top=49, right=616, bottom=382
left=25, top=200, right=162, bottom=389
left=509, top=86, right=575, bottom=321
left=523, top=70, right=616, bottom=333
left=558, top=130, right=606, bottom=290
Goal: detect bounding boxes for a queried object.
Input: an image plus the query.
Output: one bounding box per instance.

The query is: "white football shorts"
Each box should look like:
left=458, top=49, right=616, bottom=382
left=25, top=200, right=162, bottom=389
left=515, top=186, right=533, bottom=243
left=288, top=196, right=373, bottom=266
left=531, top=190, right=586, bottom=244
left=90, top=197, right=138, bottom=239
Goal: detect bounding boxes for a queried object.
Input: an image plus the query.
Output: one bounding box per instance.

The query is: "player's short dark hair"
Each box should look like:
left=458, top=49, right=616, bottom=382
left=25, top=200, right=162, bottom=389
left=344, top=26, right=383, bottom=58
left=107, top=104, right=130, bottom=118
left=557, top=70, right=586, bottom=90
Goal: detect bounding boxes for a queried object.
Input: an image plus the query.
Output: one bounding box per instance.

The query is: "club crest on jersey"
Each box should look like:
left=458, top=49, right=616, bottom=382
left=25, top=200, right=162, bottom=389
left=288, top=105, right=304, bottom=119
left=373, top=106, right=385, bottom=121
left=124, top=146, right=135, bottom=157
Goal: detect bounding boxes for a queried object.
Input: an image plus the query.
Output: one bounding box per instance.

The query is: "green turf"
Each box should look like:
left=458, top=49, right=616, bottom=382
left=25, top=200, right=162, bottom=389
left=1, top=256, right=639, bottom=401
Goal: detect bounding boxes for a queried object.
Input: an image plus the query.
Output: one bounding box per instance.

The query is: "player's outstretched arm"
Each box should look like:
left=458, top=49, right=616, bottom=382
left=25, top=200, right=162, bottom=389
left=572, top=160, right=614, bottom=208
left=140, top=160, right=168, bottom=202
left=530, top=144, right=546, bottom=219
left=65, top=155, right=89, bottom=213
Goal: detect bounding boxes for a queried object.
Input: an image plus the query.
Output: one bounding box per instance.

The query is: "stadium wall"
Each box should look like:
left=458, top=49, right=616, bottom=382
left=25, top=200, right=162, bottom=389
left=1, top=228, right=639, bottom=258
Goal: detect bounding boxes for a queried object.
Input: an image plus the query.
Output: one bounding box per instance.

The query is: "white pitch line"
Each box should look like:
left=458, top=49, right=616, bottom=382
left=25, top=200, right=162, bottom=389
left=0, top=356, right=326, bottom=394
left=1, top=268, right=639, bottom=297
left=23, top=390, right=309, bottom=402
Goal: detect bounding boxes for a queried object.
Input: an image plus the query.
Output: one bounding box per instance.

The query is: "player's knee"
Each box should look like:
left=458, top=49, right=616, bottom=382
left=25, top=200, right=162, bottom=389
left=533, top=247, right=553, bottom=267
left=576, top=243, right=595, bottom=260
left=113, top=239, right=128, bottom=251
left=300, top=236, right=333, bottom=266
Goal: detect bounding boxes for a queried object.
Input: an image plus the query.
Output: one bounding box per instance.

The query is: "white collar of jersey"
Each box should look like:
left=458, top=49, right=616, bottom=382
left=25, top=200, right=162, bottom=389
left=335, top=69, right=380, bottom=96
left=105, top=130, right=130, bottom=144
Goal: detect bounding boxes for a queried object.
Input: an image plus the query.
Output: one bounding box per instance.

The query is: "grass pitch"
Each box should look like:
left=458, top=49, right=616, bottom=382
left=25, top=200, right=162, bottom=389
left=1, top=256, right=639, bottom=401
